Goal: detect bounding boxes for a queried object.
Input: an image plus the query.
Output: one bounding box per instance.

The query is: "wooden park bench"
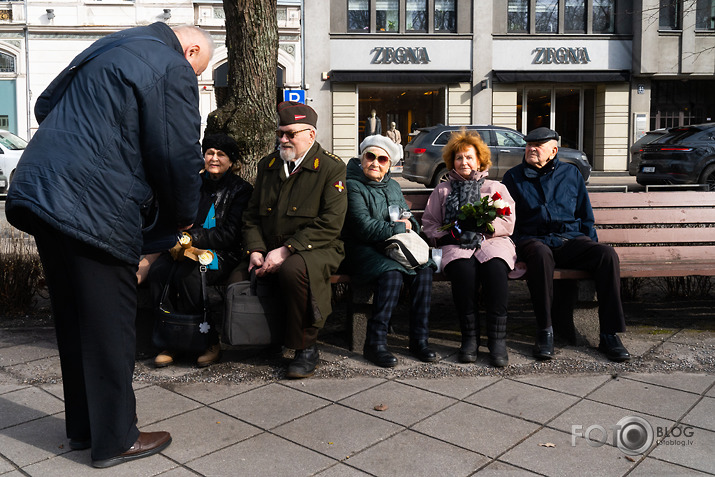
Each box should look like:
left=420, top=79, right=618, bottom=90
left=334, top=189, right=715, bottom=351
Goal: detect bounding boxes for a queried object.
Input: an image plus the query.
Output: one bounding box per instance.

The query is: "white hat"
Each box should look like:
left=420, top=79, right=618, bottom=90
left=359, top=135, right=402, bottom=166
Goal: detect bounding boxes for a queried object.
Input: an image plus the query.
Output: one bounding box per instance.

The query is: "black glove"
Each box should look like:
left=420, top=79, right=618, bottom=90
left=436, top=232, right=460, bottom=247
left=459, top=231, right=483, bottom=250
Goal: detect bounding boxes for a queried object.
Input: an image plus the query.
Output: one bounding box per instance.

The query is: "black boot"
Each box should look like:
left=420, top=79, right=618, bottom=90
left=533, top=329, right=554, bottom=360
left=286, top=345, right=319, bottom=379
left=457, top=313, right=479, bottom=363
left=363, top=344, right=398, bottom=368
left=409, top=339, right=438, bottom=362
left=487, top=315, right=509, bottom=368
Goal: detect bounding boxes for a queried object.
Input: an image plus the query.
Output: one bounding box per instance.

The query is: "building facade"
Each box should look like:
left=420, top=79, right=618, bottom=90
left=2, top=0, right=714, bottom=171
left=0, top=0, right=302, bottom=140
left=306, top=0, right=715, bottom=171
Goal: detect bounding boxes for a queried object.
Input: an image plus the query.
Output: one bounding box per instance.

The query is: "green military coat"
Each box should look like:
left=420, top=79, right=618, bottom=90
left=242, top=141, right=348, bottom=327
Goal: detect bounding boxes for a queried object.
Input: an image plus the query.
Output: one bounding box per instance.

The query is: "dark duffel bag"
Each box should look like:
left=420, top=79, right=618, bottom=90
left=222, top=271, right=282, bottom=346
left=152, top=263, right=214, bottom=353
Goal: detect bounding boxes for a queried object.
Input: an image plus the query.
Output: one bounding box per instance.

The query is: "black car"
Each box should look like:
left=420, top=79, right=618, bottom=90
left=635, top=123, right=715, bottom=190
left=628, top=129, right=667, bottom=176
left=402, top=125, right=591, bottom=187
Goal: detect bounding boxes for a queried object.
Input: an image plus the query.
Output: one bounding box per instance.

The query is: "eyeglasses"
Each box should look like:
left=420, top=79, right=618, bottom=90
left=276, top=128, right=312, bottom=140
left=364, top=151, right=390, bottom=165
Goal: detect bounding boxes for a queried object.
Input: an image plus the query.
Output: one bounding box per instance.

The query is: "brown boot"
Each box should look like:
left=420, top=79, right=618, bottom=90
left=197, top=344, right=221, bottom=367
left=154, top=350, right=175, bottom=368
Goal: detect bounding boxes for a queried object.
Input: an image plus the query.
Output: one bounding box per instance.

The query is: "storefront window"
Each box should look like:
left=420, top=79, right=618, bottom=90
left=564, top=0, right=586, bottom=33
left=593, top=0, right=615, bottom=33
left=535, top=0, right=559, bottom=33
left=406, top=0, right=427, bottom=32
left=508, top=0, right=529, bottom=33
left=696, top=0, right=715, bottom=30
left=376, top=0, right=399, bottom=31
left=348, top=0, right=370, bottom=32
left=434, top=0, right=456, bottom=32
left=659, top=0, right=680, bottom=30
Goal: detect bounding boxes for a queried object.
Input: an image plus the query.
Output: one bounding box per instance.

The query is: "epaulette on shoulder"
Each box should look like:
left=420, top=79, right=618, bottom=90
left=323, top=151, right=343, bottom=163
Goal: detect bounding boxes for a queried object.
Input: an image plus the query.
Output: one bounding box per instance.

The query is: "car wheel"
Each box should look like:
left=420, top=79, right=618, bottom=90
left=430, top=167, right=449, bottom=188
left=700, top=163, right=715, bottom=191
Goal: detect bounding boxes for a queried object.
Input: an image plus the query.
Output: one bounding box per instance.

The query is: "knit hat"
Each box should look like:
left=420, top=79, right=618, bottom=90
left=359, top=135, right=402, bottom=166
left=202, top=134, right=242, bottom=163
left=277, top=101, right=318, bottom=128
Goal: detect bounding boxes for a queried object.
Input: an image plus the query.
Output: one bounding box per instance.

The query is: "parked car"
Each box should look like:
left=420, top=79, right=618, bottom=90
left=628, top=128, right=667, bottom=176
left=0, top=129, right=28, bottom=185
left=634, top=123, right=715, bottom=190
left=402, top=125, right=591, bottom=187
left=0, top=167, right=7, bottom=194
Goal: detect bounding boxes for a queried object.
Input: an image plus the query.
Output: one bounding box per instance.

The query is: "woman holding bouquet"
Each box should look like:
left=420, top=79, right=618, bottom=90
left=422, top=130, right=516, bottom=367
left=342, top=135, right=437, bottom=368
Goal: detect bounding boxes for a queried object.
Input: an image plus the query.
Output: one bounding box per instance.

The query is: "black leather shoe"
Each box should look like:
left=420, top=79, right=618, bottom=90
left=598, top=333, right=631, bottom=362
left=91, top=431, right=171, bottom=468
left=409, top=339, right=438, bottom=362
left=533, top=330, right=554, bottom=360
left=286, top=345, right=319, bottom=379
left=364, top=344, right=398, bottom=368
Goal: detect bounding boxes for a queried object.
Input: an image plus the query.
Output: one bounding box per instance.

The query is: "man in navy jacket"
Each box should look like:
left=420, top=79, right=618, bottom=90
left=5, top=23, right=212, bottom=468
left=503, top=127, right=630, bottom=363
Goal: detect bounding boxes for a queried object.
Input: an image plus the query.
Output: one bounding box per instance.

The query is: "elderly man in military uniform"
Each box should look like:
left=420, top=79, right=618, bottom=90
left=241, top=101, right=348, bottom=378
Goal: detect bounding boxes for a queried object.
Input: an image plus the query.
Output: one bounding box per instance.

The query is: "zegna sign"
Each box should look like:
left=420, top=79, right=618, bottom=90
left=370, top=46, right=431, bottom=65
left=532, top=47, right=591, bottom=65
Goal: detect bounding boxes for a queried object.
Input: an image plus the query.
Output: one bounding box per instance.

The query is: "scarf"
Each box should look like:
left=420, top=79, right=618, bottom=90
left=443, top=178, right=484, bottom=225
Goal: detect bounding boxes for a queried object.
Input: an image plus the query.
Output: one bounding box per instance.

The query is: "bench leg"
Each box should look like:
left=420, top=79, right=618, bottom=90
left=553, top=280, right=601, bottom=347
left=346, top=284, right=373, bottom=353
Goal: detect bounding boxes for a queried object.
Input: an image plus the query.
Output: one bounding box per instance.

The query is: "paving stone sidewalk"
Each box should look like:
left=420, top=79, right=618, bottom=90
left=2, top=278, right=714, bottom=476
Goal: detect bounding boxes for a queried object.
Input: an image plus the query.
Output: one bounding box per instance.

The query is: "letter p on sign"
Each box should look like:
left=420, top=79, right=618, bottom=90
left=283, top=90, right=306, bottom=104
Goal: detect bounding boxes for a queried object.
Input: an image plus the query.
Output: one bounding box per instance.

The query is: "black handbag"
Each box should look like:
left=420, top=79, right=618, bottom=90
left=222, top=270, right=282, bottom=346
left=151, top=263, right=214, bottom=353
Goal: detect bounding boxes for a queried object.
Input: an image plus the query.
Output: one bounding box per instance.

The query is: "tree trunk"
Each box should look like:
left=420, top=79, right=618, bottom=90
left=206, top=0, right=278, bottom=183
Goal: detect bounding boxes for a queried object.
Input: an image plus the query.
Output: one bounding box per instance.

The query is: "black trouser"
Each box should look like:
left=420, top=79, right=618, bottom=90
left=366, top=267, right=433, bottom=346
left=518, top=236, right=626, bottom=334
left=444, top=257, right=510, bottom=321
left=27, top=215, right=140, bottom=461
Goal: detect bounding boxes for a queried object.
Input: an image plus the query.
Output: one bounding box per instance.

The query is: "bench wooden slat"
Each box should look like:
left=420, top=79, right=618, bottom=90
left=619, top=262, right=715, bottom=278
left=614, top=245, right=715, bottom=264
left=593, top=208, right=715, bottom=224
left=598, top=228, right=715, bottom=244
left=590, top=191, right=715, bottom=208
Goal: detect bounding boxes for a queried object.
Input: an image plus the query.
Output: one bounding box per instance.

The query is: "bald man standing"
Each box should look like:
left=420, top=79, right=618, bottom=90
left=5, top=22, right=213, bottom=468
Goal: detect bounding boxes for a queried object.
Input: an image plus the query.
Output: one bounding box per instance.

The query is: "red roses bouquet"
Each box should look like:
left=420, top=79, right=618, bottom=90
left=439, top=192, right=512, bottom=234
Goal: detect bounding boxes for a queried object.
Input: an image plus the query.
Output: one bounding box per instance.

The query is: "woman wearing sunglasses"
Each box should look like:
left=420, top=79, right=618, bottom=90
left=421, top=130, right=516, bottom=368
left=341, top=135, right=437, bottom=368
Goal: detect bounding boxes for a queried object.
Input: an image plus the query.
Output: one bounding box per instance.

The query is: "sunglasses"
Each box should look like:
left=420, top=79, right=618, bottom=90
left=364, top=151, right=390, bottom=165
left=276, top=128, right=311, bottom=140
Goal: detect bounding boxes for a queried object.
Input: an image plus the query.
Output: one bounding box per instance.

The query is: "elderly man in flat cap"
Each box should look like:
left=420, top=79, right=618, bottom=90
left=240, top=101, right=348, bottom=378
left=503, top=127, right=630, bottom=363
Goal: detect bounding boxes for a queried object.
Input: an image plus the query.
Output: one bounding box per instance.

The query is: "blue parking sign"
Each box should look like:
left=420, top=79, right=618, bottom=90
left=283, top=89, right=306, bottom=103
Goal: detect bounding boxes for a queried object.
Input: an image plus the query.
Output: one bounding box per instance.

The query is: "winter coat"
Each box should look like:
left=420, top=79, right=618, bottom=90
left=422, top=169, right=517, bottom=273
left=241, top=142, right=347, bottom=327
left=5, top=22, right=203, bottom=264
left=188, top=171, right=253, bottom=274
left=341, top=157, right=434, bottom=284
left=502, top=156, right=597, bottom=249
